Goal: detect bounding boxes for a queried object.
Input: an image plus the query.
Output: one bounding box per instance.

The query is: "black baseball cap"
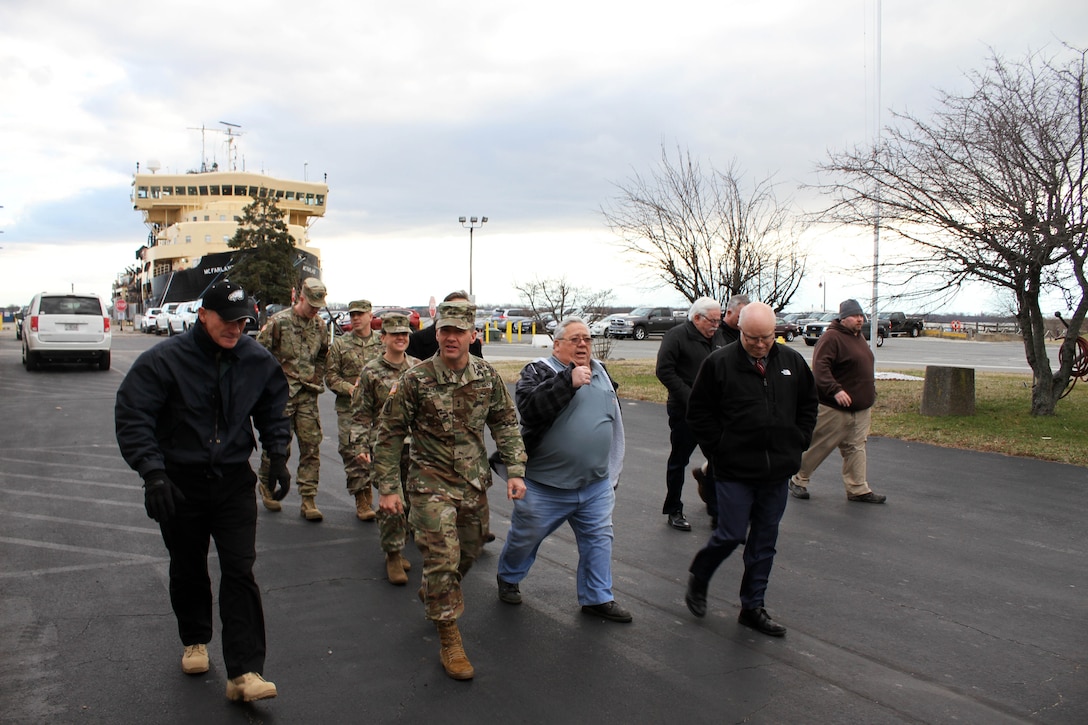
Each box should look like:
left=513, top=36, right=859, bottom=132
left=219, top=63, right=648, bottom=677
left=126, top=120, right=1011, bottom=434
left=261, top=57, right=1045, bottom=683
left=201, top=281, right=256, bottom=322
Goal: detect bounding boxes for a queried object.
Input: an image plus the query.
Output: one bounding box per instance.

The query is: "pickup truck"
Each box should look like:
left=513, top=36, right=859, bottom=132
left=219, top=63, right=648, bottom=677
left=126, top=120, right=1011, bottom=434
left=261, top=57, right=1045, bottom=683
left=885, top=311, right=925, bottom=337
left=803, top=314, right=888, bottom=347
left=608, top=306, right=686, bottom=340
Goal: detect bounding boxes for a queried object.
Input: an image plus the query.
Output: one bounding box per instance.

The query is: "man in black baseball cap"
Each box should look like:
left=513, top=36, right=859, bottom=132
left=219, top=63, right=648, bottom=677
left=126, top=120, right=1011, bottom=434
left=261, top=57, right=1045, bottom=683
left=201, top=281, right=257, bottom=323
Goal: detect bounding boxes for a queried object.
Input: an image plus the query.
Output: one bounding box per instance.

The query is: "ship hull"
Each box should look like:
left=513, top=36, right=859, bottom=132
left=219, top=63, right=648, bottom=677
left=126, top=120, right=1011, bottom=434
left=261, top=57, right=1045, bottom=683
left=148, top=249, right=321, bottom=305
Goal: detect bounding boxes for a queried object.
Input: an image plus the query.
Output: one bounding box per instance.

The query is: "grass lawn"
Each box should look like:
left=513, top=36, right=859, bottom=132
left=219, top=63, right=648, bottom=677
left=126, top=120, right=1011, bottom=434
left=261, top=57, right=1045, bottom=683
left=488, top=360, right=1088, bottom=468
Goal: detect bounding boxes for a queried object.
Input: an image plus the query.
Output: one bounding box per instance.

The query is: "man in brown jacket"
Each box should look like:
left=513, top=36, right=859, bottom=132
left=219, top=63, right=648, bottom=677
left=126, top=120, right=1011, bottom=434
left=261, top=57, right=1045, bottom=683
left=788, top=298, right=886, bottom=503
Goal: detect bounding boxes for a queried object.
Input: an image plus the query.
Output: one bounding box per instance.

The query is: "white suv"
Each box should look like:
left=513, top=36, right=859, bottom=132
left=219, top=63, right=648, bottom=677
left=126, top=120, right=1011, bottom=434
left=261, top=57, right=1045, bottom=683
left=22, top=292, right=112, bottom=371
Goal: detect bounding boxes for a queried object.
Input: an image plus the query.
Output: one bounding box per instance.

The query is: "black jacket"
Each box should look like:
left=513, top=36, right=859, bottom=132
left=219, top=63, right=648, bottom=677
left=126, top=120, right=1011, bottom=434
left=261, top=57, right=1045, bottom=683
left=686, top=341, right=818, bottom=483
left=655, top=321, right=726, bottom=408
left=115, top=322, right=291, bottom=479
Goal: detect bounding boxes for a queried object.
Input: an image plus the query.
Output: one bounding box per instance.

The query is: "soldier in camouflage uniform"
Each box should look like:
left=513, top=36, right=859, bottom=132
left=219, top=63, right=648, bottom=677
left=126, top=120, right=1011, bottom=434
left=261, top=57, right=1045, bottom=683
left=373, top=301, right=526, bottom=681
left=350, top=313, right=420, bottom=584
left=257, top=277, right=330, bottom=521
left=325, top=299, right=383, bottom=521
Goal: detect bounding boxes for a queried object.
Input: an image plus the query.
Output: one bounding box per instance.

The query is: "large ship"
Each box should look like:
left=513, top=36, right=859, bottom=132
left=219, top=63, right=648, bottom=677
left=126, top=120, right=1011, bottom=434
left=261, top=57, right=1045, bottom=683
left=121, top=143, right=327, bottom=309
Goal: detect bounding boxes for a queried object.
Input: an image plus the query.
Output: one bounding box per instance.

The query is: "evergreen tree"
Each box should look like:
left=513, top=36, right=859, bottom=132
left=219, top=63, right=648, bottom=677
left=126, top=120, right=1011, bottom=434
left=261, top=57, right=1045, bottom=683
left=227, top=193, right=297, bottom=308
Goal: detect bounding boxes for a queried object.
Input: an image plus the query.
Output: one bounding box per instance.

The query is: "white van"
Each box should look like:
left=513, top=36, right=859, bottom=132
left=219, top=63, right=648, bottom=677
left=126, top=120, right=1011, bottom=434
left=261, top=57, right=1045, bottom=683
left=22, top=292, right=112, bottom=371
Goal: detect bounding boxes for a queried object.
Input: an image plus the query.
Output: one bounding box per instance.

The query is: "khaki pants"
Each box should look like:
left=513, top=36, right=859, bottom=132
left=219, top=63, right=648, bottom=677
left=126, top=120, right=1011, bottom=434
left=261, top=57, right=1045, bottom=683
left=792, top=404, right=872, bottom=497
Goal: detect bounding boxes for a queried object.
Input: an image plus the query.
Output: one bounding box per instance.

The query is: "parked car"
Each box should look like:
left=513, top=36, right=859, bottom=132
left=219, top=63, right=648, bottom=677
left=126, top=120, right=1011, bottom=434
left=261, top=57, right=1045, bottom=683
left=22, top=292, right=112, bottom=371
left=175, top=301, right=200, bottom=331
left=141, top=307, right=163, bottom=333
left=803, top=312, right=888, bottom=347
left=590, top=317, right=615, bottom=337
left=608, top=306, right=686, bottom=340
left=155, top=302, right=186, bottom=336
left=371, top=307, right=421, bottom=331
left=775, top=317, right=801, bottom=342
left=14, top=305, right=28, bottom=341
left=487, top=308, right=533, bottom=333
left=885, top=311, right=926, bottom=337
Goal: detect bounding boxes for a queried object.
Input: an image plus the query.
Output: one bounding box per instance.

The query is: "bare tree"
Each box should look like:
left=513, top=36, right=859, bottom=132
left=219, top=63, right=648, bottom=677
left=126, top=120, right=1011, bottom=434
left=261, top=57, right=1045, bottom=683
left=602, top=145, right=807, bottom=311
left=513, top=276, right=613, bottom=330
left=816, top=45, right=1088, bottom=416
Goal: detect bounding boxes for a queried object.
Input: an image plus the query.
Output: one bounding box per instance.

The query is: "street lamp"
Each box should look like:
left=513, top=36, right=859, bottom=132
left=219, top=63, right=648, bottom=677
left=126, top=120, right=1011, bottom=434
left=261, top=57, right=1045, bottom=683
left=458, top=215, right=488, bottom=297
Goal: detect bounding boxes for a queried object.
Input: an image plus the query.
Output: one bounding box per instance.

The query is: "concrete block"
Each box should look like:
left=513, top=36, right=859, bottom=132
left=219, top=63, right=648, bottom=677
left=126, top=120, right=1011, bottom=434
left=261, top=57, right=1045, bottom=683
left=920, top=365, right=975, bottom=416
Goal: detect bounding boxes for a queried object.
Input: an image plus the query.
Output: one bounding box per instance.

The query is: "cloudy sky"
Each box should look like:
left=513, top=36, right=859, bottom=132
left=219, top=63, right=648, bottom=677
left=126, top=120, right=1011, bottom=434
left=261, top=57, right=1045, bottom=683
left=2, top=1, right=1085, bottom=314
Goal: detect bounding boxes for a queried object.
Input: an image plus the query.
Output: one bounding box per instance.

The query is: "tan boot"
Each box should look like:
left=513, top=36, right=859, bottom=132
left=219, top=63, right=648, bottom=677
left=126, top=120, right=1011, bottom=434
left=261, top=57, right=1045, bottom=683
left=435, top=620, right=474, bottom=680
left=300, top=495, right=323, bottom=522
left=225, top=672, right=277, bottom=702
left=354, top=490, right=376, bottom=521
left=181, top=643, right=209, bottom=674
left=259, top=483, right=281, bottom=512
left=385, top=552, right=409, bottom=585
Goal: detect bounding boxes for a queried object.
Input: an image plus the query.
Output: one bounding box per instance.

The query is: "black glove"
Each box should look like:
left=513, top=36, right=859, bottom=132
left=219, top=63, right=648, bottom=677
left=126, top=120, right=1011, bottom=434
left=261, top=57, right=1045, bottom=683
left=142, top=471, right=185, bottom=523
left=268, top=454, right=291, bottom=501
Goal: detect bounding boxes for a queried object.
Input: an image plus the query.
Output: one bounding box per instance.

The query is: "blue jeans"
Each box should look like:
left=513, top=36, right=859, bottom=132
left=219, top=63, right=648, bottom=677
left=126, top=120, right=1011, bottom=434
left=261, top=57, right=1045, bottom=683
left=688, top=476, right=788, bottom=610
left=498, top=477, right=616, bottom=607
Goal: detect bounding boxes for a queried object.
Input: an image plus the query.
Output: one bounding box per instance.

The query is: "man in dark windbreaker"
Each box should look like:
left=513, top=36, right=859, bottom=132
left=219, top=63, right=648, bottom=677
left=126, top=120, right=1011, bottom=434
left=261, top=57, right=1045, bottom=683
left=683, top=301, right=817, bottom=637
left=115, top=281, right=291, bottom=703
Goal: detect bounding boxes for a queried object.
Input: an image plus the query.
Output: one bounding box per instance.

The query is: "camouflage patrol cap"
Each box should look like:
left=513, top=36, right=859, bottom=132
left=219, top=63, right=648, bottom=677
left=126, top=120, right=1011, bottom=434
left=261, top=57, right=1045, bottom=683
left=435, top=301, right=476, bottom=330
left=381, top=313, right=412, bottom=334
left=348, top=299, right=372, bottom=313
left=301, top=277, right=327, bottom=306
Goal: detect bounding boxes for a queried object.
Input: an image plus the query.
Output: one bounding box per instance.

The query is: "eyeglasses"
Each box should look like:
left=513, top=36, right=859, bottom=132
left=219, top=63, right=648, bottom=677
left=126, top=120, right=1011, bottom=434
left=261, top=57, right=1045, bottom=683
left=559, top=336, right=592, bottom=344
left=699, top=315, right=722, bottom=325
left=741, top=332, right=776, bottom=344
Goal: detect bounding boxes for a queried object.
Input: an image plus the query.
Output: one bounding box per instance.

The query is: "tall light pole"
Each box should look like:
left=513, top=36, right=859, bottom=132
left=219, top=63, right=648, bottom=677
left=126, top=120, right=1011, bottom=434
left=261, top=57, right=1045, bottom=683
left=458, top=216, right=487, bottom=297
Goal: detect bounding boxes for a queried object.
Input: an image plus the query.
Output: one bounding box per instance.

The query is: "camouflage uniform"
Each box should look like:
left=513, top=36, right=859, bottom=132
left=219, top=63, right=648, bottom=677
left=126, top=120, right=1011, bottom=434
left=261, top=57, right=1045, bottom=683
left=326, top=314, right=383, bottom=495
left=352, top=352, right=420, bottom=552
left=257, top=303, right=330, bottom=499
left=373, top=337, right=526, bottom=622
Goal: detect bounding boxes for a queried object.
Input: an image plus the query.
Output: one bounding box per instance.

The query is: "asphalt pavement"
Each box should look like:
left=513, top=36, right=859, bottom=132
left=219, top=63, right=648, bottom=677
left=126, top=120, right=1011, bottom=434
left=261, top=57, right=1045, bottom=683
left=0, top=329, right=1084, bottom=724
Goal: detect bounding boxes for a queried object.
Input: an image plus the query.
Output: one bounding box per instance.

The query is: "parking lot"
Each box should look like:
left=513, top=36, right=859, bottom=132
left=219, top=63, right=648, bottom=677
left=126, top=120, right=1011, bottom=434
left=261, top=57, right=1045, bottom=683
left=1, top=328, right=1083, bottom=724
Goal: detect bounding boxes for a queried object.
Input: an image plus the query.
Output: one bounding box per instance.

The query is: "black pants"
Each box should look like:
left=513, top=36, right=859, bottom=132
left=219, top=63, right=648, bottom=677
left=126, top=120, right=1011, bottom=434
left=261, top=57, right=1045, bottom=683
left=160, top=465, right=265, bottom=679
left=664, top=402, right=719, bottom=518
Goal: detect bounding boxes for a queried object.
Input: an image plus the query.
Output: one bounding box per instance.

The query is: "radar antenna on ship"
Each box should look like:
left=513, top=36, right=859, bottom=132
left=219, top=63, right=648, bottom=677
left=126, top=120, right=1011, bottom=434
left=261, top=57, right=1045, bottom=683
left=186, top=122, right=244, bottom=172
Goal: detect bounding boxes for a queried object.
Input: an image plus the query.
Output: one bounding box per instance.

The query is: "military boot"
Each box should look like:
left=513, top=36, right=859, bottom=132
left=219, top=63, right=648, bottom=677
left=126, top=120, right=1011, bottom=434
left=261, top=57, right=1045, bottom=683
left=435, top=620, right=474, bottom=680
left=259, top=483, right=281, bottom=512
left=300, top=496, right=323, bottom=522
left=385, top=552, right=409, bottom=585
left=354, top=489, right=376, bottom=521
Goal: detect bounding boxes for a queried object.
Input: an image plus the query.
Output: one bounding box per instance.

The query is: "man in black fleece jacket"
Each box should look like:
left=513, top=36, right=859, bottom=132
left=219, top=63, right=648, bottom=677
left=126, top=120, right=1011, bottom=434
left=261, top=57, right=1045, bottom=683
left=683, top=301, right=817, bottom=637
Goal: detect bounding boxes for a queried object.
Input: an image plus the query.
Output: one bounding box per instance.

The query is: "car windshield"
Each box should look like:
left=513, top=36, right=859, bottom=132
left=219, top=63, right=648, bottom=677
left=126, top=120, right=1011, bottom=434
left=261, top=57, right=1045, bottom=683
left=629, top=307, right=653, bottom=317
left=39, top=297, right=101, bottom=315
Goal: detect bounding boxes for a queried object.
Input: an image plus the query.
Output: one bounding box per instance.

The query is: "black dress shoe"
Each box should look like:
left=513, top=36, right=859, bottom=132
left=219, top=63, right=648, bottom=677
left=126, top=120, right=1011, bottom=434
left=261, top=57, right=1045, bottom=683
left=685, top=574, right=707, bottom=618
left=668, top=511, right=692, bottom=531
left=497, top=576, right=521, bottom=605
left=848, top=491, right=886, bottom=503
left=581, top=601, right=633, bottom=623
left=738, top=607, right=787, bottom=637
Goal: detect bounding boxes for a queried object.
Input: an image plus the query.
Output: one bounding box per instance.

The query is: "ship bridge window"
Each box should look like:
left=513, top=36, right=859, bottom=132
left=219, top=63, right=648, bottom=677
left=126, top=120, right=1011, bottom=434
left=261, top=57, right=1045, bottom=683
left=219, top=215, right=226, bottom=221
left=222, top=185, right=233, bottom=196
left=204, top=235, right=212, bottom=243
left=188, top=186, right=197, bottom=195
left=199, top=185, right=208, bottom=195
left=210, top=185, right=220, bottom=195
left=161, top=187, right=171, bottom=197
left=223, top=235, right=231, bottom=243
left=137, top=186, right=149, bottom=199
left=285, top=191, right=295, bottom=200
left=233, top=215, right=241, bottom=222
left=258, top=187, right=268, bottom=198
left=174, top=186, right=186, bottom=195
left=305, top=193, right=314, bottom=205
left=235, top=185, right=247, bottom=196
left=151, top=186, right=161, bottom=198
left=248, top=186, right=259, bottom=197
left=203, top=215, right=210, bottom=221
left=316, top=194, right=325, bottom=206
left=275, top=190, right=284, bottom=199
left=185, top=235, right=192, bottom=243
